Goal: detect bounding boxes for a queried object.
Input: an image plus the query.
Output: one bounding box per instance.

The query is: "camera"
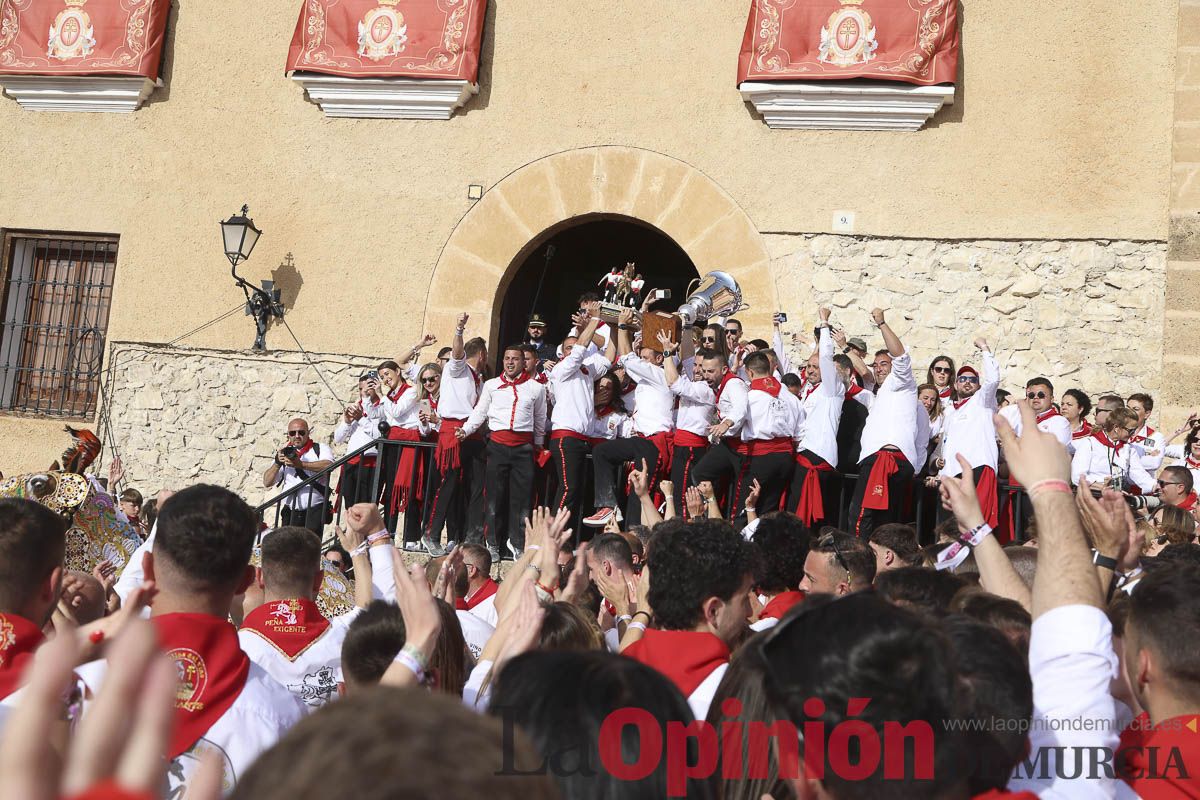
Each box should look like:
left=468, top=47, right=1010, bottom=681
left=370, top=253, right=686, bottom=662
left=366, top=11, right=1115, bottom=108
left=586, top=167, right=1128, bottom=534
left=774, top=312, right=788, bottom=324
left=364, top=370, right=380, bottom=383
left=281, top=445, right=298, bottom=459
left=1126, top=494, right=1162, bottom=513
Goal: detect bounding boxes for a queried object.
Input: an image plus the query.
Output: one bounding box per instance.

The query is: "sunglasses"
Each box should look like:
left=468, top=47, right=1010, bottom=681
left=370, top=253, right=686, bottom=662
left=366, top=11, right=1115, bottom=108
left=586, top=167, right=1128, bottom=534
left=287, top=430, right=308, bottom=437
left=725, top=329, right=740, bottom=336
left=1157, top=480, right=1181, bottom=488
left=818, top=532, right=852, bottom=586
left=327, top=559, right=344, bottom=568
left=1026, top=391, right=1048, bottom=400
left=932, top=366, right=952, bottom=374
left=438, top=357, right=450, bottom=362
left=957, top=376, right=979, bottom=384
left=701, top=337, right=717, bottom=343
left=421, top=376, right=439, bottom=384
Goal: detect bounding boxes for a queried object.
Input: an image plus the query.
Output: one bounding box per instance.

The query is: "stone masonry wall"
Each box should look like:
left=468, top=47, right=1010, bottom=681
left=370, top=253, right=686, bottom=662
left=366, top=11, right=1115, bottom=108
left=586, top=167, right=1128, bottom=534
left=767, top=235, right=1167, bottom=402
left=101, top=343, right=379, bottom=500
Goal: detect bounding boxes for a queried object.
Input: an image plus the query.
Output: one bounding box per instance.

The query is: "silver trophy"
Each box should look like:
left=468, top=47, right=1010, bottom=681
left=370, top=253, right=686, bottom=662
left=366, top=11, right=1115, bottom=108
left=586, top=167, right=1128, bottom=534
left=676, top=271, right=745, bottom=326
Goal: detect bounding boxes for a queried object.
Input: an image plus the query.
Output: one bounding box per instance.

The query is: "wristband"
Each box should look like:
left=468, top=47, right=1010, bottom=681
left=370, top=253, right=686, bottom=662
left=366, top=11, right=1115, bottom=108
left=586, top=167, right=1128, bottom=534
left=1092, top=550, right=1120, bottom=571
left=1028, top=479, right=1072, bottom=498
left=536, top=579, right=557, bottom=596
left=628, top=621, right=647, bottom=632
left=401, top=642, right=429, bottom=671
left=935, top=523, right=992, bottom=571
left=616, top=614, right=633, bottom=624
left=366, top=530, right=393, bottom=546
left=526, top=544, right=542, bottom=551
left=350, top=541, right=370, bottom=558
left=525, top=562, right=542, bottom=575
left=393, top=647, right=426, bottom=682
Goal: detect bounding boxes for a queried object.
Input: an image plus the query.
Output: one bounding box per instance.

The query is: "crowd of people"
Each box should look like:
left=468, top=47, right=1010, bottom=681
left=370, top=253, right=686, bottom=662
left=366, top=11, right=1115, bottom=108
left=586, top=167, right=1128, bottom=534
left=1, top=296, right=1199, bottom=799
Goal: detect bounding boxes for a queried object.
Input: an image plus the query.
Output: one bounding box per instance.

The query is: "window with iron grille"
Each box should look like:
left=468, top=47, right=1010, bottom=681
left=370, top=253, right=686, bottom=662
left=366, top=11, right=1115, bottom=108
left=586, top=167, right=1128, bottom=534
left=0, top=232, right=118, bottom=418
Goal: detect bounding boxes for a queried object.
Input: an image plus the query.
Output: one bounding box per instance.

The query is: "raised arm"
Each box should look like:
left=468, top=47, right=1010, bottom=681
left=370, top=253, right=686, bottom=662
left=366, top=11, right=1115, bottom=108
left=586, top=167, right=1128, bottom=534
left=816, top=314, right=839, bottom=397
left=976, top=339, right=1000, bottom=408
left=657, top=330, right=681, bottom=386
left=616, top=308, right=635, bottom=358
left=451, top=312, right=468, bottom=360
left=873, top=308, right=904, bottom=357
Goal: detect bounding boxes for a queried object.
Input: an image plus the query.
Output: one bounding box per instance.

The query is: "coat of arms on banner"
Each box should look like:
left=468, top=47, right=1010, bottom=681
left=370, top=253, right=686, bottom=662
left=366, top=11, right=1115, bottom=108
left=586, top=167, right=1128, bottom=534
left=47, top=0, right=97, bottom=61
left=357, top=0, right=409, bottom=61
left=818, top=0, right=878, bottom=67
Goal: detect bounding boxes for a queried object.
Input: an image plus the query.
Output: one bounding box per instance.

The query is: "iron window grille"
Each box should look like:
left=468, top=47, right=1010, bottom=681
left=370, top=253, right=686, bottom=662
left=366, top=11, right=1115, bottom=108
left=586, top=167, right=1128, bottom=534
left=0, top=232, right=118, bottom=418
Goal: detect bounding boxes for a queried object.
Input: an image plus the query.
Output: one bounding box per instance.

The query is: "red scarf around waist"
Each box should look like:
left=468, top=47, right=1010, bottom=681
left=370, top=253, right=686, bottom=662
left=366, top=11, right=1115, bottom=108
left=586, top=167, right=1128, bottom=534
left=153, top=613, right=250, bottom=760
left=674, top=429, right=709, bottom=448
left=794, top=451, right=834, bottom=526
left=623, top=628, right=730, bottom=698
left=465, top=578, right=498, bottom=610
left=436, top=417, right=466, bottom=472
left=492, top=430, right=534, bottom=447
left=389, top=426, right=426, bottom=514
left=636, top=430, right=673, bottom=477
left=745, top=436, right=795, bottom=456
left=975, top=466, right=1000, bottom=530
left=758, top=590, right=805, bottom=622
left=862, top=448, right=907, bottom=511
left=0, top=612, right=44, bottom=700
left=240, top=597, right=331, bottom=661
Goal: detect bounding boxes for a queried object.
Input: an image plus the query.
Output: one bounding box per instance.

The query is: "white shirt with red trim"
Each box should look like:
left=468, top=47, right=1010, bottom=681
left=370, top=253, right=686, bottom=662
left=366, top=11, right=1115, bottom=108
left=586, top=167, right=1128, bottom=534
left=669, top=373, right=717, bottom=438
left=858, top=351, right=930, bottom=469
left=998, top=405, right=1073, bottom=448
left=439, top=356, right=483, bottom=420
left=549, top=346, right=610, bottom=435
left=273, top=441, right=331, bottom=511
left=1071, top=433, right=1156, bottom=494
left=381, top=384, right=421, bottom=431
left=619, top=353, right=674, bottom=436
left=798, top=327, right=843, bottom=464
left=334, top=397, right=384, bottom=455
left=940, top=351, right=1001, bottom=477
left=238, top=608, right=358, bottom=712
left=1164, top=444, right=1200, bottom=488
left=742, top=378, right=805, bottom=444
left=462, top=375, right=548, bottom=445
left=586, top=408, right=634, bottom=441
left=1129, top=424, right=1165, bottom=473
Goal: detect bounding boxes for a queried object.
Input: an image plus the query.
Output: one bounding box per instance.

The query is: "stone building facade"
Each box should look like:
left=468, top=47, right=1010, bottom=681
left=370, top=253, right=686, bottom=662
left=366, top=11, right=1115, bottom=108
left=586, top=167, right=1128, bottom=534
left=0, top=0, right=1193, bottom=490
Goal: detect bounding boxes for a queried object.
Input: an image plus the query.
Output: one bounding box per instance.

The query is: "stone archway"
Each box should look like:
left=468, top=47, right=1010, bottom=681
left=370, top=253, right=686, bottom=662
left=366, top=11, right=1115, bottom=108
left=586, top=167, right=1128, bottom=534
left=422, top=146, right=775, bottom=345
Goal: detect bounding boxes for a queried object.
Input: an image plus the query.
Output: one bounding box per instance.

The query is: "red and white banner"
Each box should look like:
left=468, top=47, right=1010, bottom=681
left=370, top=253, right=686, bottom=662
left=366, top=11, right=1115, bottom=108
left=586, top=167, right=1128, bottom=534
left=737, top=0, right=959, bottom=86
left=286, top=0, right=486, bottom=81
left=0, top=0, right=170, bottom=77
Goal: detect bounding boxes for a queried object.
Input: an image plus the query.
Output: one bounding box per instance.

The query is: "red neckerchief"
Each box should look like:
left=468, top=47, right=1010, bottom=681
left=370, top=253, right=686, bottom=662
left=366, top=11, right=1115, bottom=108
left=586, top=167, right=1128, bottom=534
left=595, top=404, right=615, bottom=418
left=1130, top=425, right=1157, bottom=444
left=845, top=383, right=863, bottom=400
left=1186, top=455, right=1200, bottom=470
left=1093, top=429, right=1125, bottom=454
left=1036, top=408, right=1061, bottom=424
left=802, top=382, right=818, bottom=401
left=240, top=598, right=331, bottom=661
left=1118, top=711, right=1200, bottom=799
left=465, top=578, right=498, bottom=610
left=938, top=386, right=952, bottom=399
left=953, top=395, right=973, bottom=411
left=713, top=371, right=739, bottom=405
left=750, top=376, right=781, bottom=397
left=1072, top=420, right=1094, bottom=440
left=468, top=363, right=482, bottom=392
left=621, top=382, right=636, bottom=396
left=1181, top=492, right=1198, bottom=512
left=294, top=439, right=315, bottom=457
left=500, top=372, right=531, bottom=388
left=152, top=613, right=250, bottom=760
left=0, top=613, right=44, bottom=700
left=623, top=629, right=730, bottom=698
left=387, top=383, right=408, bottom=403
left=758, top=590, right=805, bottom=621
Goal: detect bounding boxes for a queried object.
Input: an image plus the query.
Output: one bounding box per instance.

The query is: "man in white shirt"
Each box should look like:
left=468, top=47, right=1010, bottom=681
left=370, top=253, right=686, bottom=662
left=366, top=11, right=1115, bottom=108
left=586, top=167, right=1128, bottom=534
left=678, top=344, right=751, bottom=519
left=585, top=309, right=675, bottom=528
left=791, top=309, right=841, bottom=531
left=739, top=351, right=803, bottom=519
left=333, top=374, right=384, bottom=509
left=938, top=339, right=1001, bottom=528
left=239, top=510, right=391, bottom=711
left=1126, top=392, right=1166, bottom=474
left=459, top=344, right=548, bottom=559
left=458, top=543, right=500, bottom=627
left=995, top=377, right=1072, bottom=539
left=426, top=314, right=487, bottom=549
left=77, top=485, right=305, bottom=794
left=548, top=305, right=608, bottom=524
left=849, top=309, right=928, bottom=538
left=665, top=352, right=716, bottom=517
left=262, top=418, right=334, bottom=534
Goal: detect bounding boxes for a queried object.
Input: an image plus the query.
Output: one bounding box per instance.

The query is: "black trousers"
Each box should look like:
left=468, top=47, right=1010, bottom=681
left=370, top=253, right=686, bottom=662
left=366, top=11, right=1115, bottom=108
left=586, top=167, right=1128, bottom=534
left=670, top=442, right=708, bottom=517
left=745, top=452, right=796, bottom=518
left=550, top=435, right=591, bottom=524
left=693, top=441, right=747, bottom=512
left=592, top=437, right=662, bottom=526
left=849, top=450, right=916, bottom=538
left=281, top=504, right=326, bottom=535
left=483, top=440, right=534, bottom=552
left=338, top=460, right=381, bottom=509
left=426, top=437, right=486, bottom=544
left=788, top=450, right=840, bottom=533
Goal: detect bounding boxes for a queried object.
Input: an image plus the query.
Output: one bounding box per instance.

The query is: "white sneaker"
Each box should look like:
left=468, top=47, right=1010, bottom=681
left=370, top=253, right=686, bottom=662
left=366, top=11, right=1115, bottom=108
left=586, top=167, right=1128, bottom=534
left=403, top=541, right=423, bottom=552
left=583, top=507, right=622, bottom=527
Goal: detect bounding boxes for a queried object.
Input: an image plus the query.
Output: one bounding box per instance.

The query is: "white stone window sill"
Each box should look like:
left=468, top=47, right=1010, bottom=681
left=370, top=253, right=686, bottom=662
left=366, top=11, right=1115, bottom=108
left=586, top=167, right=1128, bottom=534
left=739, top=80, right=955, bottom=131
left=290, top=73, right=478, bottom=120
left=0, top=75, right=161, bottom=113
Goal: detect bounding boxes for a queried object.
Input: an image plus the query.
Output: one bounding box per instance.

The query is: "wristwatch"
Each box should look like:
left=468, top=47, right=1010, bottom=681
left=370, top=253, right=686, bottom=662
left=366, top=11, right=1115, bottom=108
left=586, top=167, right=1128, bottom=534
left=1091, top=550, right=1119, bottom=571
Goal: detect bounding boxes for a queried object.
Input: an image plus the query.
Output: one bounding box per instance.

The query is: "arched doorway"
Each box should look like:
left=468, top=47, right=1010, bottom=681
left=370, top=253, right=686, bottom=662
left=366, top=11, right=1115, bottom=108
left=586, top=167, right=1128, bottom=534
left=423, top=146, right=776, bottom=350
left=495, top=215, right=700, bottom=353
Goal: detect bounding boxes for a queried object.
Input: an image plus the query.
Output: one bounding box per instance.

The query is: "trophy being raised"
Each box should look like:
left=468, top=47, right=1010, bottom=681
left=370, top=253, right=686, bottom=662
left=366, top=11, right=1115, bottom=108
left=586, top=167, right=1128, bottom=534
left=597, top=270, right=745, bottom=346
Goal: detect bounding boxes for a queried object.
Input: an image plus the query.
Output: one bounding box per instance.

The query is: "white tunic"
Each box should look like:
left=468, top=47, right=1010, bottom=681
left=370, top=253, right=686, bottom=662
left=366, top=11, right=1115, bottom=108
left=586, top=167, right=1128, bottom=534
left=619, top=353, right=674, bottom=436
left=940, top=352, right=1001, bottom=477
left=859, top=351, right=930, bottom=470
left=238, top=610, right=359, bottom=712
left=549, top=346, right=610, bottom=434
left=1071, top=435, right=1156, bottom=494
left=1129, top=424, right=1166, bottom=473
left=797, top=327, right=843, bottom=465
left=462, top=376, right=548, bottom=444
left=669, top=373, right=717, bottom=439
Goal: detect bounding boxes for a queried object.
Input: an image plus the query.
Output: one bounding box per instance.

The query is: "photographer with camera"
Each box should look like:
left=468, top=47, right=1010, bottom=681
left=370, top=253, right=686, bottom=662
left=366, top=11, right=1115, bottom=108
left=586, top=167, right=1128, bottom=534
left=1070, top=406, right=1156, bottom=496
left=263, top=418, right=334, bottom=534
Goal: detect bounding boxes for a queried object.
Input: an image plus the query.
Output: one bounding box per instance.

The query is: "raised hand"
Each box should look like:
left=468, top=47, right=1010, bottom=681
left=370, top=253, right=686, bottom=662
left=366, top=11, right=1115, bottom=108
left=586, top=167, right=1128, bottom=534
left=995, top=400, right=1070, bottom=487
left=871, top=308, right=885, bottom=326
left=830, top=327, right=848, bottom=348
left=107, top=457, right=125, bottom=492
left=938, top=454, right=987, bottom=533
left=344, top=503, right=385, bottom=538
left=818, top=306, right=831, bottom=322
left=685, top=486, right=704, bottom=519
left=973, top=337, right=990, bottom=352
left=655, top=330, right=675, bottom=353
left=456, top=312, right=469, bottom=330
left=421, top=333, right=437, bottom=347
left=629, top=459, right=650, bottom=498
left=744, top=479, right=761, bottom=512
left=1076, top=487, right=1133, bottom=562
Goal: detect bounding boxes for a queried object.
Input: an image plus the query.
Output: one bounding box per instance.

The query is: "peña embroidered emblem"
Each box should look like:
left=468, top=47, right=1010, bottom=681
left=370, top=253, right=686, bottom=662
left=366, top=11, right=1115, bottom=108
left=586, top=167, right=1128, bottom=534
left=817, top=0, right=878, bottom=67
left=47, top=0, right=97, bottom=61
left=357, top=0, right=409, bottom=61
left=171, top=648, right=209, bottom=712
left=0, top=618, right=15, bottom=668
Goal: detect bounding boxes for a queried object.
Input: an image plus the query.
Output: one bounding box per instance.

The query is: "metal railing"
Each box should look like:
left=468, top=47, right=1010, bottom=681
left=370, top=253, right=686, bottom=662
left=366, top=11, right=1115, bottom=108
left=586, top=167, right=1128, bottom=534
left=255, top=438, right=1031, bottom=546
